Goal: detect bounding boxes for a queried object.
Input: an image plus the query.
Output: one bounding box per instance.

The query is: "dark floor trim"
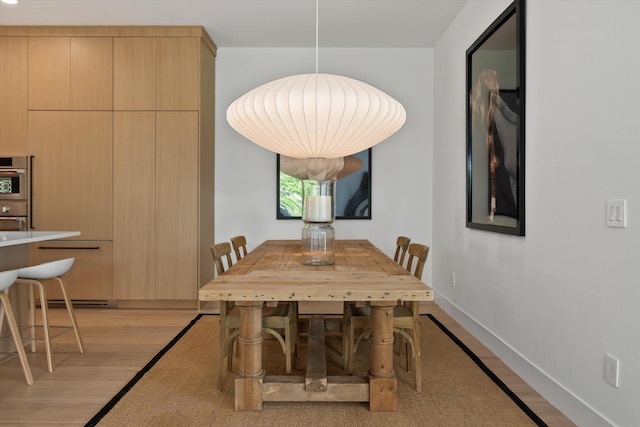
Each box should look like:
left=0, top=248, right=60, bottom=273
left=85, top=313, right=205, bottom=427
left=426, top=314, right=547, bottom=427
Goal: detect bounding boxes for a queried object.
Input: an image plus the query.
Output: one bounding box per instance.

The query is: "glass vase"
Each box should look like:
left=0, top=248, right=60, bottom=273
left=301, top=179, right=336, bottom=265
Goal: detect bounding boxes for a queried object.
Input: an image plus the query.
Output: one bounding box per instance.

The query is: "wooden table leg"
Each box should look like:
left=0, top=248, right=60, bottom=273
left=368, top=301, right=397, bottom=411
left=234, top=301, right=264, bottom=411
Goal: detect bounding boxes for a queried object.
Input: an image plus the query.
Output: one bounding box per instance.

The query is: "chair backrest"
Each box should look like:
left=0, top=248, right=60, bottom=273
left=393, top=236, right=411, bottom=267
left=230, top=235, right=248, bottom=262
left=211, top=242, right=234, bottom=276
left=405, top=243, right=429, bottom=280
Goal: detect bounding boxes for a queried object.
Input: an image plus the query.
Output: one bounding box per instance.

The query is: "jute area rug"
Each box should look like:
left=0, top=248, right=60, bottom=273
left=87, top=314, right=544, bottom=427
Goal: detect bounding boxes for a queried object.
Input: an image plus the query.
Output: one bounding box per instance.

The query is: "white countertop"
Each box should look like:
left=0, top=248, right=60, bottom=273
left=0, top=231, right=81, bottom=247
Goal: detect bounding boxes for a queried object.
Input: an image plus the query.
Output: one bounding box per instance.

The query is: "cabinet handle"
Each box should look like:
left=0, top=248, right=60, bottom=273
left=29, top=155, right=34, bottom=229
left=37, top=246, right=100, bottom=250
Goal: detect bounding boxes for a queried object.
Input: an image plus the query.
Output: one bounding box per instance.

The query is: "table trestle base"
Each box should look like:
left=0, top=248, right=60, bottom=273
left=236, top=313, right=396, bottom=410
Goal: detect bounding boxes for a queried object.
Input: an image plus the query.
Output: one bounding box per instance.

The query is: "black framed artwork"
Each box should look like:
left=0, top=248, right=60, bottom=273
left=277, top=149, right=372, bottom=220
left=466, top=0, right=526, bottom=236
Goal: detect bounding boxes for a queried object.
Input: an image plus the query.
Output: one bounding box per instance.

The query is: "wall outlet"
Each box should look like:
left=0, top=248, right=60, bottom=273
left=450, top=272, right=456, bottom=287
left=604, top=354, right=620, bottom=387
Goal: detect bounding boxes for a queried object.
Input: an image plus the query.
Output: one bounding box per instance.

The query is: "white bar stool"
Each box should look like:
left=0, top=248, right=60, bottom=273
left=14, top=258, right=84, bottom=373
left=0, top=269, right=35, bottom=385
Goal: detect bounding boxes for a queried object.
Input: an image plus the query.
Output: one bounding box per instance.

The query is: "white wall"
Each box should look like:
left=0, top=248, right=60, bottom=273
left=433, top=1, right=640, bottom=426
left=215, top=47, right=434, bottom=282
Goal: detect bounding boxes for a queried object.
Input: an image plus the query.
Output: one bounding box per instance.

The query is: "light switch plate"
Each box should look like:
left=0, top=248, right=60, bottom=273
left=604, top=354, right=620, bottom=387
left=606, top=200, right=627, bottom=228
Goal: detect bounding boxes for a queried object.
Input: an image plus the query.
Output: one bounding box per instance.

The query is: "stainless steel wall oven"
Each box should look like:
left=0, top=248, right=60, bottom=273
left=0, top=156, right=30, bottom=231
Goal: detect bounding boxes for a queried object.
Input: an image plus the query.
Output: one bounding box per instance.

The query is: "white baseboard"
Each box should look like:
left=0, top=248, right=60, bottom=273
left=434, top=290, right=614, bottom=427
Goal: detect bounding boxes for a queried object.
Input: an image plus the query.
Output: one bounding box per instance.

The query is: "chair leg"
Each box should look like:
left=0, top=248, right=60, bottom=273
left=218, top=319, right=226, bottom=391
left=227, top=333, right=234, bottom=372
left=0, top=293, right=34, bottom=385
left=405, top=335, right=412, bottom=373
left=284, top=318, right=291, bottom=374
left=287, top=304, right=298, bottom=371
left=348, top=319, right=356, bottom=374
left=342, top=302, right=350, bottom=371
left=292, top=302, right=299, bottom=362
left=397, top=332, right=406, bottom=357
left=55, top=277, right=84, bottom=353
left=413, top=322, right=421, bottom=392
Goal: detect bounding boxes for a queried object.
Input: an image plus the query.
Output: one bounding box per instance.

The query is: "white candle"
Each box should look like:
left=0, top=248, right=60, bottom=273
left=305, top=195, right=332, bottom=222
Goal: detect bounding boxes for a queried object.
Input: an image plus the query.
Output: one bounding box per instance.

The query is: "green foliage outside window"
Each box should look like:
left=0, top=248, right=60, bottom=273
left=279, top=172, right=302, bottom=217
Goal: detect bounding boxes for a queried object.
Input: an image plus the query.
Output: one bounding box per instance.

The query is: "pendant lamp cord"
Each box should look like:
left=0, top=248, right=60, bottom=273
left=315, top=0, right=319, bottom=74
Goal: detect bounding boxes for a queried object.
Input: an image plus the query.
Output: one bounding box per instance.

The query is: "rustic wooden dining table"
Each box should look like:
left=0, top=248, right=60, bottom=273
left=198, top=239, right=433, bottom=411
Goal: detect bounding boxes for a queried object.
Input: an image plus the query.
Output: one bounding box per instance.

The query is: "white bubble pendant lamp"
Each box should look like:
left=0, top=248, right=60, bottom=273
left=226, top=73, right=406, bottom=159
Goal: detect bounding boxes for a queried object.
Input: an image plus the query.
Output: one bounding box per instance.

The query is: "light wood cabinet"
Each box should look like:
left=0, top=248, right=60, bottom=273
left=155, top=111, right=200, bottom=299
left=28, top=111, right=113, bottom=240
left=113, top=111, right=207, bottom=301
left=112, top=32, right=216, bottom=304
left=0, top=37, right=28, bottom=155
left=27, top=37, right=69, bottom=110
left=1, top=26, right=215, bottom=306
left=70, top=37, right=113, bottom=110
left=28, top=36, right=112, bottom=110
left=28, top=241, right=113, bottom=301
left=113, top=38, right=156, bottom=110
left=156, top=38, right=200, bottom=110
left=112, top=112, right=156, bottom=299
left=114, top=36, right=200, bottom=111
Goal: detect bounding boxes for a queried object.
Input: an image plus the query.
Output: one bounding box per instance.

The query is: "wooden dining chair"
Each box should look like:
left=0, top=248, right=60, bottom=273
left=211, top=242, right=234, bottom=275
left=394, top=236, right=411, bottom=268
left=343, top=243, right=430, bottom=391
left=230, top=235, right=248, bottom=262
left=211, top=242, right=297, bottom=390
left=405, top=243, right=429, bottom=280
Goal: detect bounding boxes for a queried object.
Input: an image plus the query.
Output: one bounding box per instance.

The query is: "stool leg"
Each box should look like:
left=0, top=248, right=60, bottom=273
left=0, top=289, right=6, bottom=333
left=55, top=277, right=84, bottom=353
left=31, top=280, right=54, bottom=373
left=28, top=284, right=36, bottom=353
left=0, top=293, right=34, bottom=385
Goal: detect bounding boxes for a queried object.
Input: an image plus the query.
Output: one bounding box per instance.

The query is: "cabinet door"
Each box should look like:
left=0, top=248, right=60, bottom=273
left=156, top=38, right=199, bottom=111
left=28, top=111, right=113, bottom=240
left=28, top=37, right=113, bottom=111
left=70, top=37, right=113, bottom=110
left=112, top=112, right=156, bottom=299
left=0, top=37, right=28, bottom=154
left=28, top=37, right=70, bottom=110
left=114, top=37, right=156, bottom=110
left=29, top=241, right=113, bottom=301
left=156, top=111, right=199, bottom=299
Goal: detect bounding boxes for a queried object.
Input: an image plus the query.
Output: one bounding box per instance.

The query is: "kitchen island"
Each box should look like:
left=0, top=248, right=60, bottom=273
left=0, top=231, right=80, bottom=352
left=1, top=230, right=80, bottom=247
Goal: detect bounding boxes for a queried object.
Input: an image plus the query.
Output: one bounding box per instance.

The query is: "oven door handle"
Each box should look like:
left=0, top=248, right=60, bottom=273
left=0, top=169, right=26, bottom=175
left=0, top=216, right=27, bottom=231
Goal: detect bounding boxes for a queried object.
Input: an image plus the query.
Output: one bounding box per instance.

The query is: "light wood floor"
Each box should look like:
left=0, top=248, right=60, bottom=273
left=0, top=302, right=576, bottom=426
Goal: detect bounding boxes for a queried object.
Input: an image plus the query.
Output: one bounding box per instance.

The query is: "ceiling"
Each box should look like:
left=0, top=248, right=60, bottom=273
left=0, top=0, right=467, bottom=48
